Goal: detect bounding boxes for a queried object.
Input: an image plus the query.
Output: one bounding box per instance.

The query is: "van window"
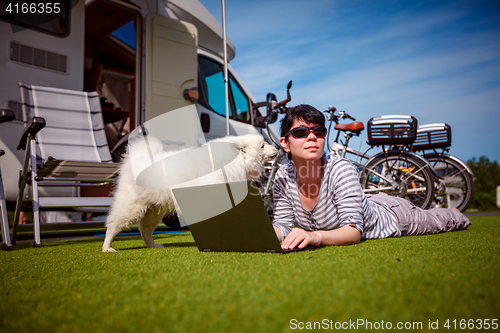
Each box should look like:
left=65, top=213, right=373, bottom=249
left=199, top=56, right=232, bottom=117
left=199, top=56, right=251, bottom=124
left=0, top=0, right=72, bottom=37
left=230, top=75, right=250, bottom=122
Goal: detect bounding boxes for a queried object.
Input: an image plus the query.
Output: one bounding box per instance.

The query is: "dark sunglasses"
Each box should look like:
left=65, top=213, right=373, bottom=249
left=285, top=126, right=327, bottom=139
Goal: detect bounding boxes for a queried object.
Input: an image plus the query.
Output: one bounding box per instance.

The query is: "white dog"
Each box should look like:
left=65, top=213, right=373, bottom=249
left=102, top=134, right=277, bottom=252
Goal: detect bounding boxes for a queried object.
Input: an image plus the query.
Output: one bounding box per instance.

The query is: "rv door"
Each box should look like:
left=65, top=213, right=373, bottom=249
left=145, top=16, right=198, bottom=109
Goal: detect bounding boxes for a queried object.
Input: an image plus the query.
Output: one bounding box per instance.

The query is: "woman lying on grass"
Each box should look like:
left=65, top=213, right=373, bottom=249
left=272, top=104, right=471, bottom=250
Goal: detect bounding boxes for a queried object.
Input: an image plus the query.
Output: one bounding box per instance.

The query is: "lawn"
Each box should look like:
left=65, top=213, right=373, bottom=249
left=1, top=216, right=499, bottom=332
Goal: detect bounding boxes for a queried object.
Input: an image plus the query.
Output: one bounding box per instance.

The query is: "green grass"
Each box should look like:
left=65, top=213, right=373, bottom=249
left=1, top=216, right=499, bottom=333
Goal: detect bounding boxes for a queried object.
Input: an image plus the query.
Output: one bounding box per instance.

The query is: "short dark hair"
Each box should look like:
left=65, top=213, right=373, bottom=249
left=280, top=104, right=325, bottom=138
left=280, top=104, right=325, bottom=159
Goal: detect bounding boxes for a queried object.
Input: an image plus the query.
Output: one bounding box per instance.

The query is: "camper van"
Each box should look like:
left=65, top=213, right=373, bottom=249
left=0, top=0, right=277, bottom=203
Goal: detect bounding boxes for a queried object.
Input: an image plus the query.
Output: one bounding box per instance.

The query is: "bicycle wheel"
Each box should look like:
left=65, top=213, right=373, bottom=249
left=424, top=153, right=474, bottom=212
left=255, top=167, right=274, bottom=221
left=256, top=154, right=287, bottom=221
left=361, top=151, right=435, bottom=209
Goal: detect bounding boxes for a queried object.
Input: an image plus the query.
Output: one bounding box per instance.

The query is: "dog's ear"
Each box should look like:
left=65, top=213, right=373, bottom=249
left=232, top=139, right=247, bottom=154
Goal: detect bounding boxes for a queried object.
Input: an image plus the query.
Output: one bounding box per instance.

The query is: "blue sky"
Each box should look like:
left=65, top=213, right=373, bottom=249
left=200, top=0, right=500, bottom=164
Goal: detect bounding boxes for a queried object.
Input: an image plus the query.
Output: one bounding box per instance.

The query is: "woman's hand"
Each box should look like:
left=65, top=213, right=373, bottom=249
left=281, top=228, right=321, bottom=250
left=281, top=225, right=361, bottom=250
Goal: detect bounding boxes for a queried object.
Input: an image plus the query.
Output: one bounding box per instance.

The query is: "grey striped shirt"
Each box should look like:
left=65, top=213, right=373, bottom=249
left=272, top=154, right=401, bottom=239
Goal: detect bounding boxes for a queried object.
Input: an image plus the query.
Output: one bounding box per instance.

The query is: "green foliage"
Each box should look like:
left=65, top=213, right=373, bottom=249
left=1, top=216, right=499, bottom=333
left=467, top=156, right=500, bottom=211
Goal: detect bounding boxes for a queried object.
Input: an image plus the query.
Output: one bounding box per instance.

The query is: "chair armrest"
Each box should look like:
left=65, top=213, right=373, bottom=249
left=17, top=116, right=46, bottom=150
left=0, top=109, right=15, bottom=124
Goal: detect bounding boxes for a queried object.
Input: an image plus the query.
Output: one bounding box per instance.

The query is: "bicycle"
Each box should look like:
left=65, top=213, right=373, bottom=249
left=410, top=123, right=474, bottom=212
left=256, top=81, right=436, bottom=213
left=255, top=81, right=293, bottom=219
left=325, top=109, right=437, bottom=209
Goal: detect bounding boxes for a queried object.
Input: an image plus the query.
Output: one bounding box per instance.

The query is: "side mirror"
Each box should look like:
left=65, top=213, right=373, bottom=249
left=253, top=93, right=278, bottom=127
left=266, top=93, right=277, bottom=116
left=265, top=93, right=278, bottom=124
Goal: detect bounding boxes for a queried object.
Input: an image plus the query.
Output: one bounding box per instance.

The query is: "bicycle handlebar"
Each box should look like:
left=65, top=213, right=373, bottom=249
left=325, top=107, right=356, bottom=123
left=259, top=80, right=293, bottom=146
left=275, top=80, right=293, bottom=113
left=278, top=100, right=287, bottom=107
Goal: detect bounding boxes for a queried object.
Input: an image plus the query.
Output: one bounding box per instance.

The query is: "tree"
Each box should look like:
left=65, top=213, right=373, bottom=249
left=467, top=156, right=500, bottom=211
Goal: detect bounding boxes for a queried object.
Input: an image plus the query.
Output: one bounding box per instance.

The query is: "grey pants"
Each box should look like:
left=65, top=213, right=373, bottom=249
left=368, top=193, right=471, bottom=236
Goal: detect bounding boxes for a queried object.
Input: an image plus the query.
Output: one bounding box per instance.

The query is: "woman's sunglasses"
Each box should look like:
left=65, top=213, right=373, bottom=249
left=285, top=126, right=327, bottom=139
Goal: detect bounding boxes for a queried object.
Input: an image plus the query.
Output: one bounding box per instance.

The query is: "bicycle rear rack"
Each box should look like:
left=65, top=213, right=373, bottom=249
left=412, top=123, right=451, bottom=151
left=367, top=115, right=418, bottom=146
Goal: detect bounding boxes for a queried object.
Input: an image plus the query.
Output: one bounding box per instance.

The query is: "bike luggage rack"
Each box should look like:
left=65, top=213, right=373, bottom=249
left=367, top=115, right=418, bottom=145
left=412, top=123, right=451, bottom=151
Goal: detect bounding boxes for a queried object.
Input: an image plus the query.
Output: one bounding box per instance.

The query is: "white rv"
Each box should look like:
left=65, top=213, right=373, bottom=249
left=0, top=0, right=276, bottom=202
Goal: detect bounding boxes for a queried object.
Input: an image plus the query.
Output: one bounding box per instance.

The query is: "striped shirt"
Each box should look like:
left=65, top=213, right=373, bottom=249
left=272, top=154, right=401, bottom=239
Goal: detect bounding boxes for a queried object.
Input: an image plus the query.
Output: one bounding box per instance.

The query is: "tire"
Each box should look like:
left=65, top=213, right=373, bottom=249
left=361, top=151, right=435, bottom=209
left=424, top=153, right=474, bottom=212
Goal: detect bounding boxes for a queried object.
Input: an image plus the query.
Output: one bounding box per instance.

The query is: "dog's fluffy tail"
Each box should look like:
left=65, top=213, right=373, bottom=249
left=126, top=135, right=165, bottom=159
left=118, top=135, right=166, bottom=182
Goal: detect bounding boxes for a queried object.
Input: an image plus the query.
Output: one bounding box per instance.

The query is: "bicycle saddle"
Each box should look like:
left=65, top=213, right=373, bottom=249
left=334, top=121, right=365, bottom=134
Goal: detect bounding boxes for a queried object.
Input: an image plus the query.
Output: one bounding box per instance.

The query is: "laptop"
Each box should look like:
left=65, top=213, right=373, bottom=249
left=172, top=180, right=324, bottom=254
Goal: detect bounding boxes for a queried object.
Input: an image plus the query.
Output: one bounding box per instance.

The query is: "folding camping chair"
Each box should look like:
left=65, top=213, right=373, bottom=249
left=1, top=109, right=16, bottom=250
left=11, top=83, right=119, bottom=247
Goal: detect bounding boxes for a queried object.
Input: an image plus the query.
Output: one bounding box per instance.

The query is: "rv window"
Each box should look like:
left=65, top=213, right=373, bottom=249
left=0, top=0, right=71, bottom=37
left=229, top=75, right=250, bottom=123
left=199, top=56, right=232, bottom=118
